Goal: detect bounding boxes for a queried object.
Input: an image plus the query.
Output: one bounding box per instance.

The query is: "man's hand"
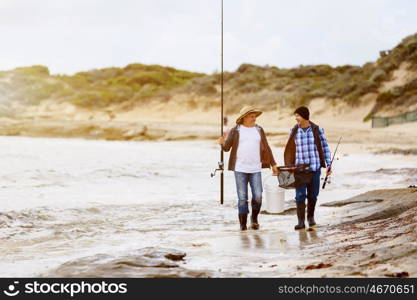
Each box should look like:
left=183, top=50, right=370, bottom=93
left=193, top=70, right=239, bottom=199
left=272, top=165, right=279, bottom=175
left=218, top=136, right=225, bottom=146
left=326, top=168, right=332, bottom=176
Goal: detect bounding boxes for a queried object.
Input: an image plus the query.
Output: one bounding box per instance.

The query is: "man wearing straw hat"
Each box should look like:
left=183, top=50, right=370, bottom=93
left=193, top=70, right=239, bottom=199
left=218, top=105, right=279, bottom=231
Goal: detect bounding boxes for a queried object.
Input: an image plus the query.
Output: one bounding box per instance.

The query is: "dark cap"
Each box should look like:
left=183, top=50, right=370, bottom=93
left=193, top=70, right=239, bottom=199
left=294, top=106, right=310, bottom=120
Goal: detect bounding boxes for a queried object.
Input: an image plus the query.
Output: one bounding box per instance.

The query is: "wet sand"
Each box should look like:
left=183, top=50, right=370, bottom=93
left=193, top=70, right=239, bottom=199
left=0, top=137, right=415, bottom=278
left=292, top=188, right=417, bottom=278
left=39, top=188, right=417, bottom=278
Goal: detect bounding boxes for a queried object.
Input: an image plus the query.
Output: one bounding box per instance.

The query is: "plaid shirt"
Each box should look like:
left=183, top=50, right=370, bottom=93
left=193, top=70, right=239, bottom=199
left=289, top=126, right=332, bottom=171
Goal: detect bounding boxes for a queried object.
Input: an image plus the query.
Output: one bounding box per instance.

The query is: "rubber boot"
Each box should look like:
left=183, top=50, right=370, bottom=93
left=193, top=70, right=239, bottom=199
left=250, top=210, right=260, bottom=230
left=307, top=201, right=317, bottom=227
left=238, top=214, right=247, bottom=231
left=294, top=202, right=306, bottom=230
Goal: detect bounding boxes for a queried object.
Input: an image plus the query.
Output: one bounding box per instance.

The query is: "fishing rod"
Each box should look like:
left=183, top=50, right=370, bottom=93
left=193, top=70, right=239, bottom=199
left=211, top=0, right=224, bottom=205
left=322, top=136, right=342, bottom=189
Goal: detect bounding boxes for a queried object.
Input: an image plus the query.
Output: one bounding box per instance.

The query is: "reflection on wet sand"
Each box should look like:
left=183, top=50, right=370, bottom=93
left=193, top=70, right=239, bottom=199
left=1, top=137, right=416, bottom=277
left=239, top=234, right=265, bottom=249
left=298, top=229, right=319, bottom=249
left=239, top=232, right=288, bottom=250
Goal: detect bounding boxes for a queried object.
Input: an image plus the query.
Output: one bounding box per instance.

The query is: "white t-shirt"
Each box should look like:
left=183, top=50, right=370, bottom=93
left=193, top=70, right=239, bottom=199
left=235, top=125, right=262, bottom=173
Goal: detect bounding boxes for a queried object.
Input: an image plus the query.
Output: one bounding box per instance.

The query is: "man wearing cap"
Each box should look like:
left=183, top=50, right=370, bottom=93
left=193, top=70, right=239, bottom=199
left=218, top=105, right=278, bottom=231
left=284, top=106, right=332, bottom=230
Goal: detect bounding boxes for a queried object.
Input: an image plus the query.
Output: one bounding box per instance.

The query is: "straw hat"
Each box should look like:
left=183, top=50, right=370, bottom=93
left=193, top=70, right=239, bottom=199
left=236, top=105, right=262, bottom=124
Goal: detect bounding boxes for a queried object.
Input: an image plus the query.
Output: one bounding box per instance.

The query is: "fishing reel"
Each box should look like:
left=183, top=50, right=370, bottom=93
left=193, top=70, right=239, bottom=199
left=321, top=176, right=332, bottom=184
left=210, top=161, right=224, bottom=177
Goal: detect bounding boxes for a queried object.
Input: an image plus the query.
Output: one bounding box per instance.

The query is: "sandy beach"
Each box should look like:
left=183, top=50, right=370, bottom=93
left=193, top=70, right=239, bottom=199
left=1, top=96, right=415, bottom=158
left=0, top=135, right=415, bottom=278
left=0, top=32, right=416, bottom=278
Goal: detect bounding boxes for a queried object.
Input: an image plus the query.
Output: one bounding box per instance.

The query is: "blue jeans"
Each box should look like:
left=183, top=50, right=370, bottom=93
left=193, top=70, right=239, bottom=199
left=234, top=171, right=263, bottom=214
left=295, top=169, right=321, bottom=203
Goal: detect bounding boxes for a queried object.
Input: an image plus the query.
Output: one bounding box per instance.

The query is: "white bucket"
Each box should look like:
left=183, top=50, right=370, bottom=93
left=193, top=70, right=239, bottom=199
left=264, top=176, right=285, bottom=213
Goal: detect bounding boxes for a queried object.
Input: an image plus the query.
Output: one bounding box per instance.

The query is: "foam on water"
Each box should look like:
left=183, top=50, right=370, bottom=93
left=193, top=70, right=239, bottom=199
left=0, top=136, right=416, bottom=276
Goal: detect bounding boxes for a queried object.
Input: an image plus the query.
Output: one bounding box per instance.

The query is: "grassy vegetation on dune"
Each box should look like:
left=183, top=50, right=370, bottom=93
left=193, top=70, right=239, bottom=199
left=181, top=33, right=417, bottom=114
left=0, top=33, right=416, bottom=116
left=58, top=64, right=204, bottom=108
left=0, top=63, right=204, bottom=108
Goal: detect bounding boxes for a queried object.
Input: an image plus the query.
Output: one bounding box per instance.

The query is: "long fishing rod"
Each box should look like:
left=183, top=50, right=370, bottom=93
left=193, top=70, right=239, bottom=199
left=322, top=136, right=342, bottom=189
left=211, top=0, right=224, bottom=205
left=220, top=0, right=224, bottom=205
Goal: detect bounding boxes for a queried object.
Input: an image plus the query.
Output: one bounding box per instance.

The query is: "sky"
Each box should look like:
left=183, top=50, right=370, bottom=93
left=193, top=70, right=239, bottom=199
left=0, top=0, right=416, bottom=75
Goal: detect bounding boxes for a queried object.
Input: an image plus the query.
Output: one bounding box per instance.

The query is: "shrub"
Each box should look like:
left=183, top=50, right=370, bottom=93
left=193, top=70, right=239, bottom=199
left=237, top=64, right=258, bottom=73
left=14, top=65, right=50, bottom=76
left=376, top=91, right=395, bottom=104
left=369, top=69, right=387, bottom=83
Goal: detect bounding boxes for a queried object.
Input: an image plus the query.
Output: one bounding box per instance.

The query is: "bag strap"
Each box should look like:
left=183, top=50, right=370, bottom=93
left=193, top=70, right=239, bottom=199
left=290, top=124, right=298, bottom=138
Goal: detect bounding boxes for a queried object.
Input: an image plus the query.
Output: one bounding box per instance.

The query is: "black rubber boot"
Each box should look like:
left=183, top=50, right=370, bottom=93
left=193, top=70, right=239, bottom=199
left=238, top=214, right=248, bottom=231
left=307, top=201, right=317, bottom=227
left=250, top=210, right=260, bottom=230
left=294, top=202, right=306, bottom=230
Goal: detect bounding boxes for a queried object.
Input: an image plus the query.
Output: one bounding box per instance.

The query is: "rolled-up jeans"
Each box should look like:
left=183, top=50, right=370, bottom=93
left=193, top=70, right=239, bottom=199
left=234, top=171, right=263, bottom=214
